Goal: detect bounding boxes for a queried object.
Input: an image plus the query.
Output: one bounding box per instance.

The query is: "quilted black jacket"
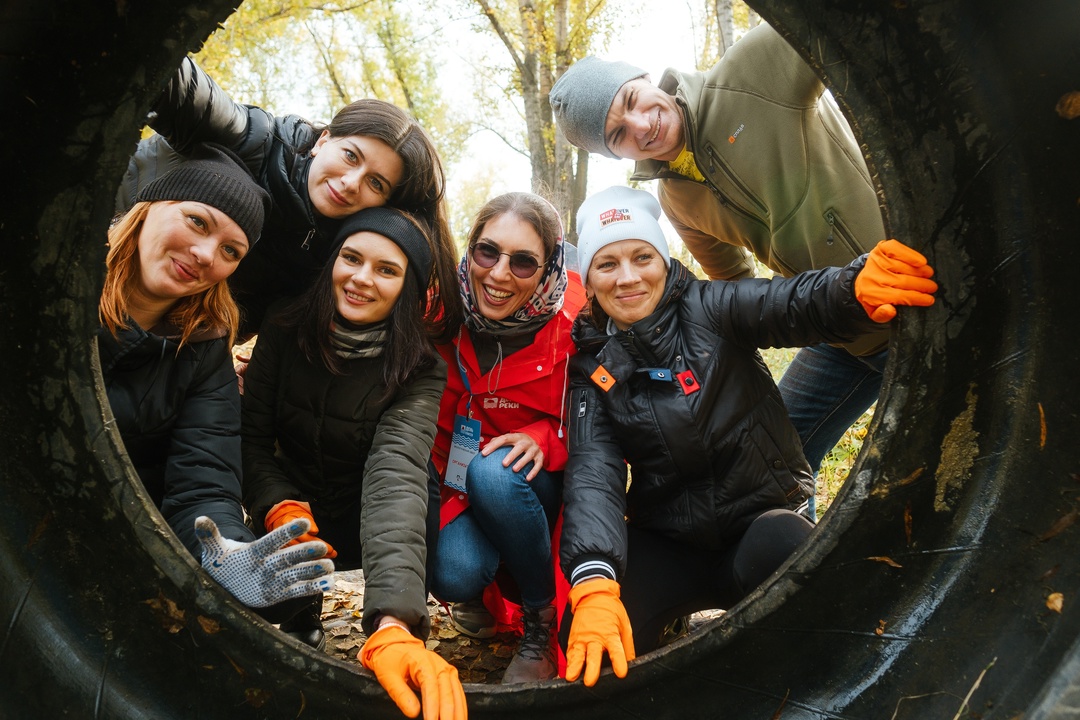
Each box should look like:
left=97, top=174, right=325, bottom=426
left=561, top=257, right=878, bottom=582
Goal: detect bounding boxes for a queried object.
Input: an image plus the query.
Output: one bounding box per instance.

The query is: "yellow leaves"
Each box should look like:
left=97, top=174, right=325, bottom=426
left=197, top=615, right=222, bottom=634
left=1056, top=91, right=1080, bottom=120
left=1047, top=592, right=1064, bottom=614
left=868, top=556, right=903, bottom=569
left=244, top=687, right=272, bottom=708
left=1038, top=402, right=1047, bottom=449
left=1038, top=508, right=1078, bottom=542
left=904, top=501, right=914, bottom=546
left=143, top=592, right=185, bottom=634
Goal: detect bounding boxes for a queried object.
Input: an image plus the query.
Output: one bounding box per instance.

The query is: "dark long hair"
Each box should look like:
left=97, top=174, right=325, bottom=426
left=300, top=99, right=464, bottom=342
left=279, top=213, right=437, bottom=398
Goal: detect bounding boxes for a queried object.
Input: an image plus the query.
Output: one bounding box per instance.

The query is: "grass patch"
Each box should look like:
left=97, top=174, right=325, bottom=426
left=760, top=347, right=872, bottom=519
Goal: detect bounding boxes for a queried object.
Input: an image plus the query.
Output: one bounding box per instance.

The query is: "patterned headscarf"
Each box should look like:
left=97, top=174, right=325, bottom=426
left=457, top=221, right=568, bottom=337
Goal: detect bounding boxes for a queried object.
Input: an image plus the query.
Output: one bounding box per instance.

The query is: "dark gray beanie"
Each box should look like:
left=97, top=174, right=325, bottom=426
left=549, top=56, right=648, bottom=159
left=136, top=143, right=271, bottom=245
left=333, top=207, right=433, bottom=290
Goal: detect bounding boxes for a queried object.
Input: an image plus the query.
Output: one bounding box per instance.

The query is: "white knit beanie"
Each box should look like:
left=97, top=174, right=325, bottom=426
left=576, top=186, right=670, bottom=283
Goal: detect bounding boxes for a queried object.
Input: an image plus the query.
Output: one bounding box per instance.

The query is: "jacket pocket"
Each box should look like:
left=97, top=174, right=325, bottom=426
left=570, top=387, right=593, bottom=448
left=823, top=207, right=865, bottom=258
left=703, top=144, right=770, bottom=218
left=743, top=421, right=811, bottom=507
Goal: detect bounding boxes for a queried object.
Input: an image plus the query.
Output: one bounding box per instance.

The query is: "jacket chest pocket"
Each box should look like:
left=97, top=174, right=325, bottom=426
left=703, top=143, right=769, bottom=218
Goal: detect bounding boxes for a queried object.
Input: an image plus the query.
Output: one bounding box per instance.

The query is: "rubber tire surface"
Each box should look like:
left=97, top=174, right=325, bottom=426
left=1, top=0, right=1078, bottom=717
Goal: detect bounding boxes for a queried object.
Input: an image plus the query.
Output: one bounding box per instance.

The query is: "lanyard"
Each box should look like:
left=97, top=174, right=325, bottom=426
left=454, top=327, right=474, bottom=418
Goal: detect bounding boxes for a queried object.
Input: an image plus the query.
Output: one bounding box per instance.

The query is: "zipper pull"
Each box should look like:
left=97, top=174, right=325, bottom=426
left=825, top=211, right=835, bottom=245
left=577, top=399, right=587, bottom=418
left=301, top=228, right=315, bottom=250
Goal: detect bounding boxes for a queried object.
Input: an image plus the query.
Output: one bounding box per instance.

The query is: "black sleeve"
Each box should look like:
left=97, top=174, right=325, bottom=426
left=560, top=358, right=630, bottom=584
left=160, top=338, right=254, bottom=558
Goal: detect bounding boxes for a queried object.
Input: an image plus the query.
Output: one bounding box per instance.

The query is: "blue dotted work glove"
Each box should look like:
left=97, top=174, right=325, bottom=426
left=195, top=516, right=335, bottom=608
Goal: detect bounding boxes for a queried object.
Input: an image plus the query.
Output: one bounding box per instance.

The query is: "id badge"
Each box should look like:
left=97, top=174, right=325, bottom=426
left=445, top=415, right=481, bottom=492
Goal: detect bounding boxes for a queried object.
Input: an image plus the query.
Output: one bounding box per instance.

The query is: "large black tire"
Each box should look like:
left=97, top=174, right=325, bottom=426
left=2, top=0, right=1078, bottom=716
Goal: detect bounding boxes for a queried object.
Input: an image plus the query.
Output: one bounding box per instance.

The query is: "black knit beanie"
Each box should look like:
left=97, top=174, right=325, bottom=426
left=136, top=142, right=271, bottom=245
left=333, top=207, right=433, bottom=290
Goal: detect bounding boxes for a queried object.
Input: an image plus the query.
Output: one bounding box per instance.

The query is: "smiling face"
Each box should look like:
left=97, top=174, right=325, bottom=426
left=134, top=200, right=248, bottom=311
left=603, top=78, right=685, bottom=162
left=469, top=212, right=545, bottom=321
left=586, top=239, right=668, bottom=330
left=332, top=231, right=408, bottom=325
left=307, top=131, right=405, bottom=219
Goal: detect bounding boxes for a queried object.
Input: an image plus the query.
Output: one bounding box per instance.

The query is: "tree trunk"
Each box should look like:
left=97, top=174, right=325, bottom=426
left=715, top=0, right=735, bottom=58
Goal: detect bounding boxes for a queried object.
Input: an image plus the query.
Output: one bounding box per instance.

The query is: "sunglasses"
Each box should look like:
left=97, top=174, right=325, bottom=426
left=469, top=241, right=541, bottom=279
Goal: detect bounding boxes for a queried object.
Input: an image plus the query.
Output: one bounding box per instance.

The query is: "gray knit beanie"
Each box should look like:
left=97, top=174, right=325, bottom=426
left=576, top=186, right=670, bottom=284
left=549, top=56, right=648, bottom=159
left=136, top=143, right=271, bottom=245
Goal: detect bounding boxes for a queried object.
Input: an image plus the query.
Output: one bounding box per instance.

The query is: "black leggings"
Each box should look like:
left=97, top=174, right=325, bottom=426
left=560, top=508, right=813, bottom=655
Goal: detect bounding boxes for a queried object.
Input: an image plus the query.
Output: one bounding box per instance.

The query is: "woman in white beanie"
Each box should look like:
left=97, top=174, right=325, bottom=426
left=559, top=185, right=938, bottom=686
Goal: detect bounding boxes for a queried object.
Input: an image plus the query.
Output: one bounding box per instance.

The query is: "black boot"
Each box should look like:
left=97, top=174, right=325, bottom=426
left=279, top=595, right=325, bottom=651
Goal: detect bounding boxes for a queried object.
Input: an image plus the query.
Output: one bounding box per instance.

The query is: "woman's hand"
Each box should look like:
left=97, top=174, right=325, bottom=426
left=481, top=433, right=544, bottom=481
left=234, top=352, right=250, bottom=395
left=565, top=578, right=636, bottom=687
left=265, top=500, right=338, bottom=558
left=194, top=516, right=334, bottom=608
left=359, top=620, right=467, bottom=720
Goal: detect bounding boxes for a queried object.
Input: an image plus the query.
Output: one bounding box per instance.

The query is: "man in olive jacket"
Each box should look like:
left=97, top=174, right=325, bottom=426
left=549, top=23, right=892, bottom=511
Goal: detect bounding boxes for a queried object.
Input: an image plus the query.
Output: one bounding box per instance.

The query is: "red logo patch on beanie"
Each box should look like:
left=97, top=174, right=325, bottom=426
left=599, top=207, right=632, bottom=227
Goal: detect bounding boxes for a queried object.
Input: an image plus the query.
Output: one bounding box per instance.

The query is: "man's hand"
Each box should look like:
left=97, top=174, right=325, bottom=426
left=565, top=578, right=636, bottom=687
left=195, top=516, right=334, bottom=608
left=854, top=239, right=938, bottom=322
left=359, top=624, right=468, bottom=720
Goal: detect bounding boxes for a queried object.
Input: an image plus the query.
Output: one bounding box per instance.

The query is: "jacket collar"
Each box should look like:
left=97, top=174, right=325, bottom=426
left=573, top=259, right=693, bottom=379
left=96, top=319, right=225, bottom=373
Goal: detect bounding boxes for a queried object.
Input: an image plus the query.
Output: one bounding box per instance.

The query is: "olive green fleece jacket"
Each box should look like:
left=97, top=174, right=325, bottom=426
left=630, top=23, right=888, bottom=356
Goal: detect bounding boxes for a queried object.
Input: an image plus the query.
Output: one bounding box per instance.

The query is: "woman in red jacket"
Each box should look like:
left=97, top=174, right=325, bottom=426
left=430, top=192, right=584, bottom=684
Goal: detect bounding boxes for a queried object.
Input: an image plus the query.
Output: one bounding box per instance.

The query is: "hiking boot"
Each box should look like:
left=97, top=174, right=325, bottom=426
left=449, top=598, right=496, bottom=639
left=279, top=596, right=326, bottom=652
left=501, top=604, right=557, bottom=684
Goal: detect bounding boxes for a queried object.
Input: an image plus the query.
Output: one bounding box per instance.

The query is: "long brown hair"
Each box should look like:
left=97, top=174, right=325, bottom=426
left=99, top=202, right=240, bottom=347
left=301, top=99, right=464, bottom=341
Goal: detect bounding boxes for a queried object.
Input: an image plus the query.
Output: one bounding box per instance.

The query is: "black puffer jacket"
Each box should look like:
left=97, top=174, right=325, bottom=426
left=561, top=258, right=879, bottom=583
left=241, top=317, right=447, bottom=637
left=96, top=322, right=252, bottom=558
left=115, top=58, right=341, bottom=336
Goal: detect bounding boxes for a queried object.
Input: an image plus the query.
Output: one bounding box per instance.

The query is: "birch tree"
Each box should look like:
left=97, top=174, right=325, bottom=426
left=193, top=0, right=467, bottom=166
left=459, top=0, right=614, bottom=243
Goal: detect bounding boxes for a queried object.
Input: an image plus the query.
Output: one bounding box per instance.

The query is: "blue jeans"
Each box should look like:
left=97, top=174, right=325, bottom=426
left=777, top=344, right=888, bottom=516
left=431, top=447, right=562, bottom=609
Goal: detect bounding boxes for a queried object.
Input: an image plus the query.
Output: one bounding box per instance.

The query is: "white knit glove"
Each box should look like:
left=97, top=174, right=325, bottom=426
left=195, top=516, right=335, bottom=608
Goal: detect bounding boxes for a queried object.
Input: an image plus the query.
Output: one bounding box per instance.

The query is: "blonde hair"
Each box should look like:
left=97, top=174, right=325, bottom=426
left=99, top=202, right=240, bottom=347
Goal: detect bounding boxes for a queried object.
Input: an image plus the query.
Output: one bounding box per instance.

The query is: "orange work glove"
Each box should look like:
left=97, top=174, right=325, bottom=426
left=565, top=578, right=636, bottom=687
left=854, top=239, right=938, bottom=322
left=359, top=624, right=467, bottom=720
left=264, top=500, right=338, bottom=559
